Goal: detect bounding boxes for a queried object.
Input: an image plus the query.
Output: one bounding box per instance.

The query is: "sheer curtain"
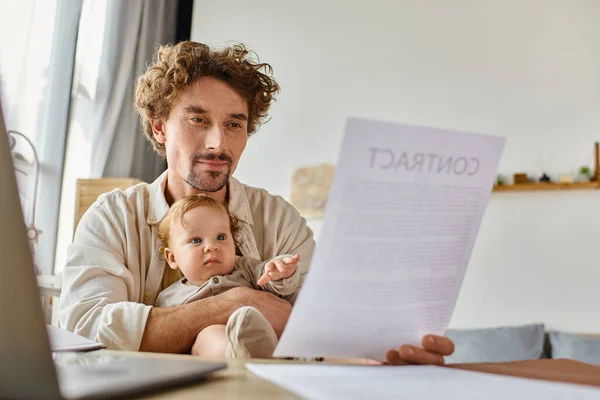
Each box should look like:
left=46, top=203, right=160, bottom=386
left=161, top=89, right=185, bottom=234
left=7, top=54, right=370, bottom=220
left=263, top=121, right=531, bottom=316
left=1, top=0, right=180, bottom=275
left=54, top=0, right=177, bottom=274
left=101, top=0, right=175, bottom=182
left=0, top=0, right=83, bottom=275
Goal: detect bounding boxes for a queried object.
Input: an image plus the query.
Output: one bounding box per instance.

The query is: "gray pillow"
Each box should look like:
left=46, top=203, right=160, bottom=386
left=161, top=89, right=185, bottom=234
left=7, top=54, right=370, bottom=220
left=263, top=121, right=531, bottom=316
left=548, top=331, right=600, bottom=365
left=444, top=324, right=546, bottom=364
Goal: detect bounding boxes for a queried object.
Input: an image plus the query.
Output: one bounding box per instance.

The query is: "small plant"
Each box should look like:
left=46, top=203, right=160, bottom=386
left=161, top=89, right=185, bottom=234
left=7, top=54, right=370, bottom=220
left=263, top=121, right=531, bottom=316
left=578, top=166, right=592, bottom=182
left=579, top=166, right=591, bottom=176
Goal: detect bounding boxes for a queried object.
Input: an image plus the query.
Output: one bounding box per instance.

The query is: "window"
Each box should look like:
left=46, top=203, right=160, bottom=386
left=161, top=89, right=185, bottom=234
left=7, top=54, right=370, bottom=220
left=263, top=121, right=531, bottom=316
left=0, top=0, right=83, bottom=274
left=0, top=0, right=57, bottom=148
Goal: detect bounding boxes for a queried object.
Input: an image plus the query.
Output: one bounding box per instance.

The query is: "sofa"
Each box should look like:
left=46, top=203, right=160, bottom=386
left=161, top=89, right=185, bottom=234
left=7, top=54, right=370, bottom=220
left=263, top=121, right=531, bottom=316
left=445, top=324, right=600, bottom=365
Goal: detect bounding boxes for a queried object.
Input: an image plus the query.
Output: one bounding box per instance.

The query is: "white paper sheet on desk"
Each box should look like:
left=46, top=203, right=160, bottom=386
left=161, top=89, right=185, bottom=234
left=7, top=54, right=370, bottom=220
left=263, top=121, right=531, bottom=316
left=275, top=118, right=505, bottom=360
left=246, top=363, right=600, bottom=400
left=47, top=325, right=105, bottom=352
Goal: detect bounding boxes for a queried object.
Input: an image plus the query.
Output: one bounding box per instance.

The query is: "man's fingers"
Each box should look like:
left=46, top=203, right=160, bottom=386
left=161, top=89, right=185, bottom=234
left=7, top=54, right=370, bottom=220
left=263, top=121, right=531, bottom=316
left=385, top=349, right=408, bottom=365
left=422, top=335, right=455, bottom=356
left=397, top=345, right=445, bottom=366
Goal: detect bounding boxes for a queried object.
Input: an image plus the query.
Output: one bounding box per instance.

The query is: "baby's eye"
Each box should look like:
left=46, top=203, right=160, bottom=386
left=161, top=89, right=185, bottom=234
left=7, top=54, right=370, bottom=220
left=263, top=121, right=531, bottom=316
left=217, top=234, right=225, bottom=241
left=191, top=238, right=202, bottom=244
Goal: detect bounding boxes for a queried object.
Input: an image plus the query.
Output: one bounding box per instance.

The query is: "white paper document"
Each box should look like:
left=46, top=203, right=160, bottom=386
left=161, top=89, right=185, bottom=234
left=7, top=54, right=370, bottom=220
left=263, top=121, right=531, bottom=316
left=275, top=118, right=505, bottom=360
left=246, top=363, right=600, bottom=400
left=47, top=325, right=105, bottom=352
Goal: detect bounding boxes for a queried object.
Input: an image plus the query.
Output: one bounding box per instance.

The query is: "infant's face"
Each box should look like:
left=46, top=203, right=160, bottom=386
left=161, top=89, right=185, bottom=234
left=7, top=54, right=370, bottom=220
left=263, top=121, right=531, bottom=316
left=167, top=206, right=236, bottom=285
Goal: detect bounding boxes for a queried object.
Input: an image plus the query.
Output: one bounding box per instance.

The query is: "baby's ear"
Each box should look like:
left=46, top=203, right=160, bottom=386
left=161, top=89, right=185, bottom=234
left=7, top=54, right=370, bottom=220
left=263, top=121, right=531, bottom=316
left=164, top=248, right=178, bottom=270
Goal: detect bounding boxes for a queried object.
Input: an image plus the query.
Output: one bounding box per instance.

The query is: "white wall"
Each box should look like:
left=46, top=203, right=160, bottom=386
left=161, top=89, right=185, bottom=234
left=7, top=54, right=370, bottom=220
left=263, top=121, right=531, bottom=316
left=192, top=0, right=600, bottom=332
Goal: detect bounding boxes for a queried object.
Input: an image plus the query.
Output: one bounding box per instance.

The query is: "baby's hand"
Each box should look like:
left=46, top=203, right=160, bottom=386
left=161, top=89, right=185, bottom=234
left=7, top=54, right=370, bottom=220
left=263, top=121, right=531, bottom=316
left=257, top=254, right=300, bottom=286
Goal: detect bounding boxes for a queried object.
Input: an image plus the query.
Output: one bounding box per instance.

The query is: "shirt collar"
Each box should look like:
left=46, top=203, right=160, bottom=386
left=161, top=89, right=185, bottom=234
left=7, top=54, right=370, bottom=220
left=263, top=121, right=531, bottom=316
left=147, top=172, right=254, bottom=226
left=147, top=170, right=169, bottom=225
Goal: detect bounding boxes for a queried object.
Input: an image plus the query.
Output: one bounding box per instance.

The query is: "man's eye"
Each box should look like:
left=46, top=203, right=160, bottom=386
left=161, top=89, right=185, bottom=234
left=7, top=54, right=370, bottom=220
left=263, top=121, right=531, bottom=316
left=191, top=117, right=206, bottom=123
left=191, top=238, right=202, bottom=244
left=230, top=122, right=241, bottom=128
left=217, top=234, right=225, bottom=241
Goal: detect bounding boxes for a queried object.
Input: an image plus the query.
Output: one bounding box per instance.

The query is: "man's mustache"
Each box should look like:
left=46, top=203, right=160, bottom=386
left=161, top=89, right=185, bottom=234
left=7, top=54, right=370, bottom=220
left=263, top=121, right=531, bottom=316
left=191, top=152, right=233, bottom=163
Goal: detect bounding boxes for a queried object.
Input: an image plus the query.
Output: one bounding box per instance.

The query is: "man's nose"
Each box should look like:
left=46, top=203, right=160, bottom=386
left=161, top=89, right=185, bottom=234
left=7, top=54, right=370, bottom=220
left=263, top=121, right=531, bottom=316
left=204, top=124, right=227, bottom=151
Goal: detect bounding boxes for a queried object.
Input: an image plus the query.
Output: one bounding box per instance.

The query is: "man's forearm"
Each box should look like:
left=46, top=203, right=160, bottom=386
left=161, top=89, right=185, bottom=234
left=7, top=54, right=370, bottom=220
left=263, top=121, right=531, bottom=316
left=139, top=287, right=292, bottom=353
left=139, top=295, right=234, bottom=353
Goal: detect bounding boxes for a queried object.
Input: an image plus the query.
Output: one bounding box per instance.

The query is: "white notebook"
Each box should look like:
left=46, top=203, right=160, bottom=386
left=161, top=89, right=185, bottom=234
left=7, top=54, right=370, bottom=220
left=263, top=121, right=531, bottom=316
left=46, top=325, right=105, bottom=352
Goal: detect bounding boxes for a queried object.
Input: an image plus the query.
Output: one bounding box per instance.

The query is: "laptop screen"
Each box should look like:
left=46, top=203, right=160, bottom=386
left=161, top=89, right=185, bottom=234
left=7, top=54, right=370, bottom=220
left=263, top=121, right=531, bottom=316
left=0, top=101, right=62, bottom=399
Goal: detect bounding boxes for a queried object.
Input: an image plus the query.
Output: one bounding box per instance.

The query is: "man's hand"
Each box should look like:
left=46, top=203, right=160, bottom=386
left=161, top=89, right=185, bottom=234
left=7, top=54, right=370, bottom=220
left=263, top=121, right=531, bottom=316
left=221, top=286, right=292, bottom=337
left=384, top=335, right=455, bottom=365
left=257, top=254, right=300, bottom=286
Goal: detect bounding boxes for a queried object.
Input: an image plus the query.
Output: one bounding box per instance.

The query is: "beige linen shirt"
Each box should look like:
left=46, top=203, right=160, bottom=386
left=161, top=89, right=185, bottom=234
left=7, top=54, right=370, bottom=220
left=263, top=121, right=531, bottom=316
left=58, top=171, right=314, bottom=351
left=155, top=255, right=300, bottom=307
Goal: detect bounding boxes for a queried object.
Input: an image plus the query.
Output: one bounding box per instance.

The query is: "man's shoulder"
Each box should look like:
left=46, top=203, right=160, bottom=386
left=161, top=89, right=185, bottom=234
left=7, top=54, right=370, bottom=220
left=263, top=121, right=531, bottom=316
left=81, top=179, right=158, bottom=228
left=231, top=179, right=307, bottom=230
left=235, top=179, right=296, bottom=211
left=74, top=180, right=153, bottom=242
left=94, top=181, right=150, bottom=209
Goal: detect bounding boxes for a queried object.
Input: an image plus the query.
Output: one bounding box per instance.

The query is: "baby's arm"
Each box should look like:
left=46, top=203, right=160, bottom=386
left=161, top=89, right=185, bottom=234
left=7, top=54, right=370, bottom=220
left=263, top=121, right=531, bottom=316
left=260, top=254, right=300, bottom=298
left=237, top=255, right=300, bottom=299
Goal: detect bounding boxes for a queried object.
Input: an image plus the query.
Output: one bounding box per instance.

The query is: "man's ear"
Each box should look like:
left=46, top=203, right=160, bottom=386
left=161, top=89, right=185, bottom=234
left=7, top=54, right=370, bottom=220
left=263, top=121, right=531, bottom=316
left=151, top=119, right=167, bottom=145
left=164, top=248, right=178, bottom=270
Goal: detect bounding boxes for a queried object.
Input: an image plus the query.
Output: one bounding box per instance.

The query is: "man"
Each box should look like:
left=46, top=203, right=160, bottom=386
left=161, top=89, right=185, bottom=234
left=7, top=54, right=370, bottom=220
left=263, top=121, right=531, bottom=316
left=59, top=41, right=454, bottom=365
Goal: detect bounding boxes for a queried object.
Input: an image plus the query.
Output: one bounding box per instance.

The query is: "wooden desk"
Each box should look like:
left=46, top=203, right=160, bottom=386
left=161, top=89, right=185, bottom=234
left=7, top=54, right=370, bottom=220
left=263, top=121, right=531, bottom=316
left=93, top=351, right=600, bottom=399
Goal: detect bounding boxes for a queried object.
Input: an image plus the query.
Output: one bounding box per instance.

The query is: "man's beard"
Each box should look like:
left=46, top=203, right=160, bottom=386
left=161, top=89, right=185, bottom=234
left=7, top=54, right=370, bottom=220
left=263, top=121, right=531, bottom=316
left=185, top=169, right=230, bottom=192
left=184, top=151, right=233, bottom=193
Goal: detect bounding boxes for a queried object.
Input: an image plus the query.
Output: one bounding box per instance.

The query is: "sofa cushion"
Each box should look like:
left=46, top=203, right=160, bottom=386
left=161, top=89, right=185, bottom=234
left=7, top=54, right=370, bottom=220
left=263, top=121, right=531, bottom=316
left=444, top=323, right=546, bottom=364
left=548, top=331, right=600, bottom=365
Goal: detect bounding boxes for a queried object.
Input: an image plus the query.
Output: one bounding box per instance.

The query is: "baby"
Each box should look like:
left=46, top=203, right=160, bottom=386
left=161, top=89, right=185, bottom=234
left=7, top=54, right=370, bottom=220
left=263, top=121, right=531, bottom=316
left=155, top=195, right=300, bottom=358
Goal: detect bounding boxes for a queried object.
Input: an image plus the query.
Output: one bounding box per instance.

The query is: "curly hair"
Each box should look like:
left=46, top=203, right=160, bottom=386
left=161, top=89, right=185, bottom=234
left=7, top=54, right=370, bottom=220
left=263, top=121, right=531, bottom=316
left=134, top=41, right=280, bottom=157
left=157, top=195, right=241, bottom=251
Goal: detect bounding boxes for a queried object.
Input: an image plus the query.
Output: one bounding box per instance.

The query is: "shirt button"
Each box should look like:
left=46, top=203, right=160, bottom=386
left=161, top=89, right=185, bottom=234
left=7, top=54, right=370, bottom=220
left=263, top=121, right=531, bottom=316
left=149, top=216, right=156, bottom=222
left=212, top=277, right=220, bottom=284
left=144, top=292, right=151, bottom=300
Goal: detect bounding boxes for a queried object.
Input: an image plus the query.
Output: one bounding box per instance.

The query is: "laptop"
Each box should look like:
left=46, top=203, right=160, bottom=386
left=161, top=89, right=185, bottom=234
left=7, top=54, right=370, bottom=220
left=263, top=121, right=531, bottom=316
left=0, top=103, right=226, bottom=399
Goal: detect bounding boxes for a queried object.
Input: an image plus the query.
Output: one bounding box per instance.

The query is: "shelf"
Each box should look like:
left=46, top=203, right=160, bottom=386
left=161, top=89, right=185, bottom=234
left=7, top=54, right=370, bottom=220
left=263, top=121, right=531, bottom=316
left=493, top=182, right=599, bottom=192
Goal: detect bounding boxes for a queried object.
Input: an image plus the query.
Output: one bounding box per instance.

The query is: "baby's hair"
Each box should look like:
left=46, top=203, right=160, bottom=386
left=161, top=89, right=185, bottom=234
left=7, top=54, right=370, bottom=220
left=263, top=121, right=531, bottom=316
left=157, top=195, right=241, bottom=248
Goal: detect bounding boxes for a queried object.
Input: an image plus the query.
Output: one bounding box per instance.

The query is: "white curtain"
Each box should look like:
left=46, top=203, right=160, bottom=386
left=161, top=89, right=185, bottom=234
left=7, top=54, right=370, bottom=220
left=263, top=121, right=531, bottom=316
left=54, top=0, right=177, bottom=273
left=68, top=0, right=175, bottom=182
left=0, top=0, right=83, bottom=275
